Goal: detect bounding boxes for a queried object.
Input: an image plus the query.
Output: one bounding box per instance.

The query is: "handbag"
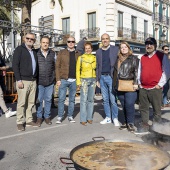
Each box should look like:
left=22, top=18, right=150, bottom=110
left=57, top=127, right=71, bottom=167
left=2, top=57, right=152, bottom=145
left=118, top=79, right=135, bottom=92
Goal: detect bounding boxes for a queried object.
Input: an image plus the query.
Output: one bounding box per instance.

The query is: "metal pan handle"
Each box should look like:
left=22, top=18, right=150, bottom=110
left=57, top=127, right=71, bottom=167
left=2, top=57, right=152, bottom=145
left=60, top=157, right=74, bottom=165
left=92, top=136, right=105, bottom=141
left=66, top=167, right=75, bottom=170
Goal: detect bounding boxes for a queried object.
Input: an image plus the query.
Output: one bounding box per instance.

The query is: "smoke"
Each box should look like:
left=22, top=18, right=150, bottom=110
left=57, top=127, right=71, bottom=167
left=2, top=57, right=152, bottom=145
left=125, top=154, right=153, bottom=170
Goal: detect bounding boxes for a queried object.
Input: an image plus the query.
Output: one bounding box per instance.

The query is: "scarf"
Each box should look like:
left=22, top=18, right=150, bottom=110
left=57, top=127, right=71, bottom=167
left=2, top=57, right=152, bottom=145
left=118, top=54, right=128, bottom=70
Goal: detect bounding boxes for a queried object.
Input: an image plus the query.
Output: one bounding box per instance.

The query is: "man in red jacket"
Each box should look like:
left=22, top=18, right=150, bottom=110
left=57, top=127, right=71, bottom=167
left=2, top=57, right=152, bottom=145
left=135, top=37, right=170, bottom=134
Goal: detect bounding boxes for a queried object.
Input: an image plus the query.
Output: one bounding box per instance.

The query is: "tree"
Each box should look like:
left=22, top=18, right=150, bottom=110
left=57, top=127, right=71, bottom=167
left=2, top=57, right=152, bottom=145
left=0, top=0, right=63, bottom=27
left=0, top=0, right=63, bottom=41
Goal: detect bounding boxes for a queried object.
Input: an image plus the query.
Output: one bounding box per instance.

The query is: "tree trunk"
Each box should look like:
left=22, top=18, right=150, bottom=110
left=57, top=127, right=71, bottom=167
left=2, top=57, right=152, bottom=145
left=21, top=0, right=31, bottom=42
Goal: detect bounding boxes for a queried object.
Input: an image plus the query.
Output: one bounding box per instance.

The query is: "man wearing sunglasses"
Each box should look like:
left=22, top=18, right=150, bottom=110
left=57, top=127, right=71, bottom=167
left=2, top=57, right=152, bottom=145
left=162, top=45, right=170, bottom=108
left=55, top=36, right=81, bottom=124
left=13, top=32, right=38, bottom=131
left=136, top=37, right=170, bottom=134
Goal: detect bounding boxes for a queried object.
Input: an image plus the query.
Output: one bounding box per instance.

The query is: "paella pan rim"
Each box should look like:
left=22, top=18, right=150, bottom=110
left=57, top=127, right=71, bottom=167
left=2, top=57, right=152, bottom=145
left=70, top=139, right=170, bottom=170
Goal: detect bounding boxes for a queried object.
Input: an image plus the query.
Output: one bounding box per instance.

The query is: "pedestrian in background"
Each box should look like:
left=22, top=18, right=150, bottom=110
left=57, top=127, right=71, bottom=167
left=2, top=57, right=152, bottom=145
left=96, top=33, right=119, bottom=126
left=55, top=36, right=81, bottom=124
left=12, top=32, right=38, bottom=131
left=0, top=65, right=16, bottom=118
left=76, top=42, right=96, bottom=125
left=36, top=36, right=56, bottom=127
left=136, top=37, right=170, bottom=134
left=76, top=37, right=87, bottom=55
left=0, top=54, right=7, bottom=93
left=162, top=45, right=170, bottom=108
left=113, top=42, right=139, bottom=132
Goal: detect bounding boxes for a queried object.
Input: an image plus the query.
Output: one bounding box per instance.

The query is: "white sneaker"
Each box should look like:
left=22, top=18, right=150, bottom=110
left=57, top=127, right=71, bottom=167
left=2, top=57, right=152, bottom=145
left=100, top=117, right=111, bottom=124
left=113, top=118, right=120, bottom=126
left=5, top=110, right=17, bottom=118
left=68, top=116, right=75, bottom=123
left=56, top=117, right=62, bottom=124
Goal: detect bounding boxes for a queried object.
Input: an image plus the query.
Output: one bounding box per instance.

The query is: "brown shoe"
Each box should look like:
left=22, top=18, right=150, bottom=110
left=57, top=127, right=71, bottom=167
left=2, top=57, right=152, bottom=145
left=80, top=122, right=87, bottom=126
left=44, top=118, right=52, bottom=125
left=26, top=121, right=39, bottom=127
left=17, top=124, right=25, bottom=131
left=87, top=120, right=93, bottom=124
left=36, top=118, right=43, bottom=127
left=163, top=104, right=170, bottom=107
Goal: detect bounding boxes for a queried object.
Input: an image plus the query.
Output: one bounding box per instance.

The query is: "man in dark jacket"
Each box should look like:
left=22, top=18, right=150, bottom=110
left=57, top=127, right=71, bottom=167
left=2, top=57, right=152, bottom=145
left=12, top=32, right=38, bottom=131
left=96, top=33, right=119, bottom=126
left=36, top=36, right=56, bottom=126
left=76, top=37, right=87, bottom=54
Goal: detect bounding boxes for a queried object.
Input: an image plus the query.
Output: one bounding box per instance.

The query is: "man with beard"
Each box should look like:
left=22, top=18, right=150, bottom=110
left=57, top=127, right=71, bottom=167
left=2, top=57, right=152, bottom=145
left=135, top=37, right=170, bottom=134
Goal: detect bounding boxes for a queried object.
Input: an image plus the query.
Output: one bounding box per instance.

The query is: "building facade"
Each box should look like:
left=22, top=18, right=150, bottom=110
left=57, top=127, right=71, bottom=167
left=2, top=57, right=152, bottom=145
left=153, top=0, right=170, bottom=48
left=31, top=0, right=153, bottom=54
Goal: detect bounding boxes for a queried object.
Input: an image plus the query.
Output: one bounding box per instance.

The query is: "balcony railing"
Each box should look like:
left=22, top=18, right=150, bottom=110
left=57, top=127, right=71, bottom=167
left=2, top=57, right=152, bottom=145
left=58, top=31, right=75, bottom=44
left=117, top=27, right=152, bottom=42
left=152, top=12, right=170, bottom=25
left=80, top=27, right=100, bottom=39
left=152, top=12, right=162, bottom=22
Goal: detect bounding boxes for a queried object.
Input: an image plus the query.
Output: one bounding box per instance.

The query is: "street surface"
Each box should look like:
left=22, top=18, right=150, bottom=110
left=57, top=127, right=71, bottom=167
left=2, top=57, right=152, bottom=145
left=0, top=95, right=170, bottom=170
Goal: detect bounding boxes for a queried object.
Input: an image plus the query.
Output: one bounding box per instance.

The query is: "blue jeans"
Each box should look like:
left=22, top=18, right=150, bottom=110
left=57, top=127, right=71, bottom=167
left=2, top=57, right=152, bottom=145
left=117, top=91, right=137, bottom=124
left=162, top=79, right=169, bottom=105
left=100, top=75, right=118, bottom=119
left=37, top=84, right=54, bottom=119
left=58, top=79, right=76, bottom=118
left=80, top=78, right=96, bottom=122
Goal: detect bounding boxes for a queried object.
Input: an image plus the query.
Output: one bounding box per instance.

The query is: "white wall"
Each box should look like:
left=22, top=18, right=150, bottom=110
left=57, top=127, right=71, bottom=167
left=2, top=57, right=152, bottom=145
left=31, top=0, right=154, bottom=42
left=116, top=2, right=153, bottom=34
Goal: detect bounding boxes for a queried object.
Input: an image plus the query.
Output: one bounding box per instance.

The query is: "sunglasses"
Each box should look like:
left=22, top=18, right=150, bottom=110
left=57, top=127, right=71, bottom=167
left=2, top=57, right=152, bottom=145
left=26, top=37, right=35, bottom=41
left=145, top=42, right=154, bottom=46
left=67, top=41, right=75, bottom=43
left=164, top=49, right=169, bottom=51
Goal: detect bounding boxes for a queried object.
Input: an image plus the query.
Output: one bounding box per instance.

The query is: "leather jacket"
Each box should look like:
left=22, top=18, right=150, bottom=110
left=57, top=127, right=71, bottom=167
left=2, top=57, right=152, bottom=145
left=56, top=49, right=81, bottom=81
left=113, top=55, right=139, bottom=87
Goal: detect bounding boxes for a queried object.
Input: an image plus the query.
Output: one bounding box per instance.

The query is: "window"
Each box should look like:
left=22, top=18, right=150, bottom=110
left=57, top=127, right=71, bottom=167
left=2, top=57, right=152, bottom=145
left=118, top=11, right=123, bottom=37
left=88, top=12, right=96, bottom=38
left=88, top=12, right=96, bottom=29
left=62, top=17, right=70, bottom=34
left=131, top=16, right=137, bottom=39
left=144, top=20, right=148, bottom=40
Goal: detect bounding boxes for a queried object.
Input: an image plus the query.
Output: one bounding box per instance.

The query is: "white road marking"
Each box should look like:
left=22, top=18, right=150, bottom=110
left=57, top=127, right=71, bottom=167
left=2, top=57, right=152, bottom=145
left=0, top=124, right=67, bottom=140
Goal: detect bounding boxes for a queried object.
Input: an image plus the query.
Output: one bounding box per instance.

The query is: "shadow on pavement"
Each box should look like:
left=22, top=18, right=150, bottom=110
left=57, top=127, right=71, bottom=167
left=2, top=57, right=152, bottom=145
left=0, top=151, right=5, bottom=160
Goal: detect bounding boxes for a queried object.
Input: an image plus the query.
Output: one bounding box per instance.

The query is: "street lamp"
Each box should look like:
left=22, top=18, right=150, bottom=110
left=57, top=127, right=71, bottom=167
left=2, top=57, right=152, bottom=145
left=13, top=30, right=17, bottom=48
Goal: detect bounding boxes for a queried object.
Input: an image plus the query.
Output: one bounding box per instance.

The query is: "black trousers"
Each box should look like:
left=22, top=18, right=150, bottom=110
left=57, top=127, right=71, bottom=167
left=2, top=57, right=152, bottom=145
left=139, top=88, right=162, bottom=124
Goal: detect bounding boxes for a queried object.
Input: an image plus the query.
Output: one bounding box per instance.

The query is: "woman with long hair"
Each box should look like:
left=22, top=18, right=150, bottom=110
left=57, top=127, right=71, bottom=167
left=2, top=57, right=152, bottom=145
left=113, top=41, right=139, bottom=132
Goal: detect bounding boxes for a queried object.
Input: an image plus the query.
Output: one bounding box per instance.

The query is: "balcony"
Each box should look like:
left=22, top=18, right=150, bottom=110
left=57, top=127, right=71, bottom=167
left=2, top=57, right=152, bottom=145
left=80, top=27, right=100, bottom=40
left=117, top=27, right=152, bottom=43
left=152, top=12, right=170, bottom=25
left=57, top=31, right=75, bottom=44
left=152, top=12, right=162, bottom=22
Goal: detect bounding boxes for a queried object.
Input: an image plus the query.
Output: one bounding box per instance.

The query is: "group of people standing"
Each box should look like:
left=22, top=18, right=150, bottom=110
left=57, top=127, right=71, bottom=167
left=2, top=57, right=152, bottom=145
left=11, top=32, right=170, bottom=135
